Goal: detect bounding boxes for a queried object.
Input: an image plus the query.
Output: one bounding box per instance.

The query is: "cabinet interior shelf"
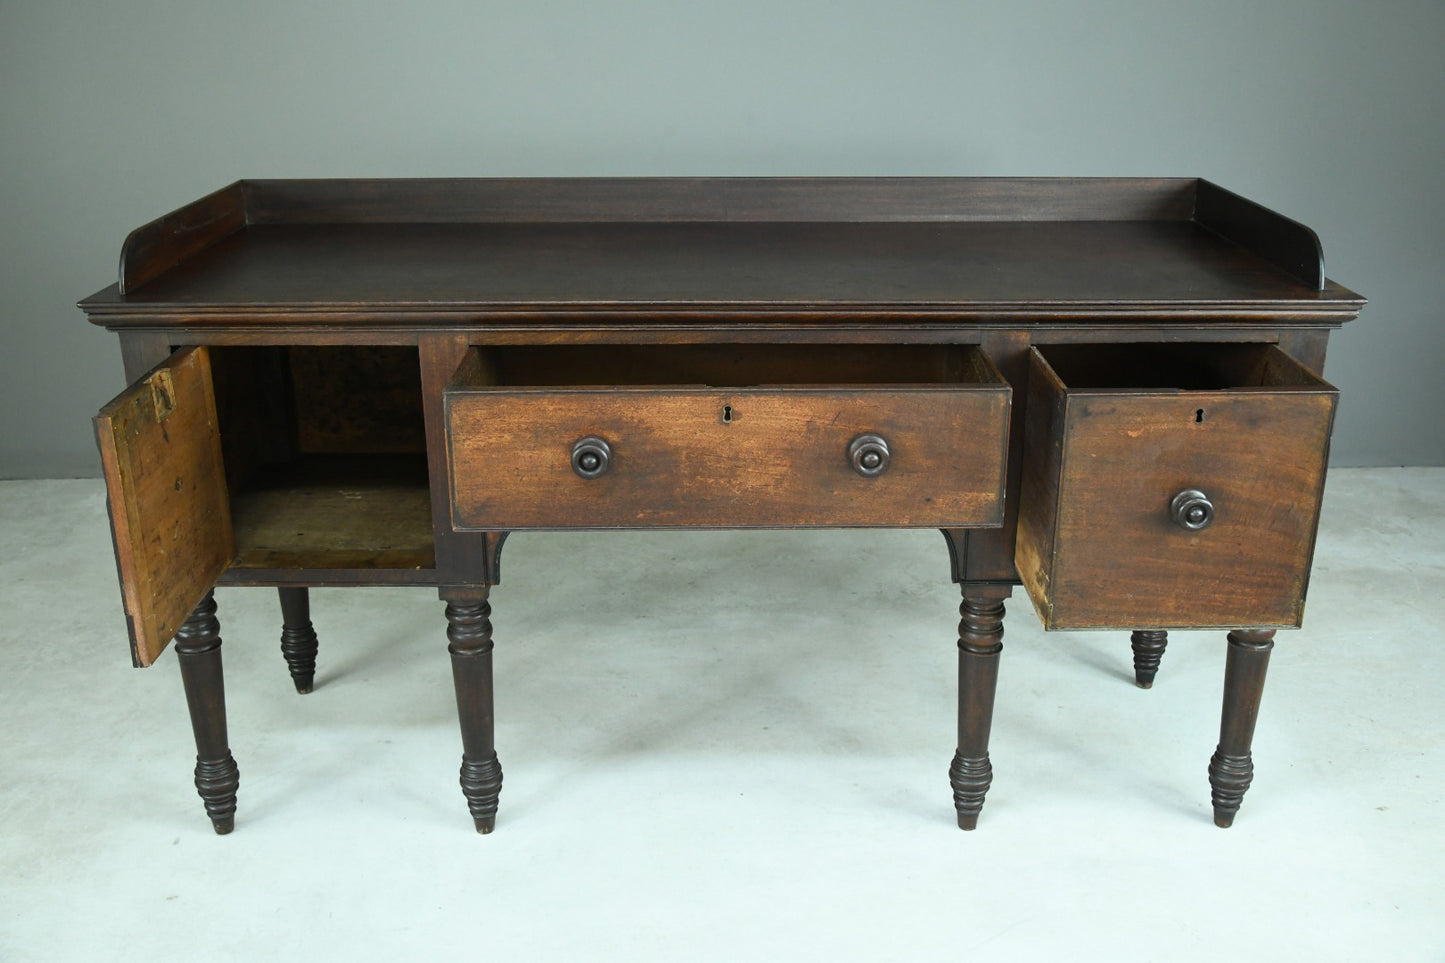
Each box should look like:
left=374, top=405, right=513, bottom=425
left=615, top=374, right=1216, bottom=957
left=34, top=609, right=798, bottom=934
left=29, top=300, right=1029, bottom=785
left=224, top=454, right=434, bottom=580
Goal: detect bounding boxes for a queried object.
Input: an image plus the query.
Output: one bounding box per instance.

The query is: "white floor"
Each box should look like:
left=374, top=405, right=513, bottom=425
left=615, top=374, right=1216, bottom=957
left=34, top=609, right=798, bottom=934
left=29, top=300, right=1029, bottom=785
left=1, top=468, right=1442, bottom=961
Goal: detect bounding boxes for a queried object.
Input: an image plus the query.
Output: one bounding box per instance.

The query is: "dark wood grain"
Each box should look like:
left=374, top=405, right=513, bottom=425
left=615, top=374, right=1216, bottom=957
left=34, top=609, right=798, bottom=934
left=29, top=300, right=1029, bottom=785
left=1209, top=629, right=1275, bottom=827
left=956, top=330, right=1033, bottom=583
left=277, top=587, right=318, bottom=694
left=241, top=177, right=1197, bottom=225
left=288, top=345, right=426, bottom=454
left=119, top=182, right=246, bottom=294
left=175, top=591, right=240, bottom=834
left=1196, top=180, right=1323, bottom=290
left=446, top=345, right=1009, bottom=530
left=420, top=333, right=503, bottom=586
left=445, top=592, right=502, bottom=833
left=208, top=345, right=296, bottom=494
left=218, top=567, right=439, bottom=588
left=1130, top=630, right=1169, bottom=688
left=86, top=220, right=1351, bottom=320
left=1015, top=344, right=1337, bottom=629
left=81, top=178, right=1367, bottom=833
left=79, top=177, right=1367, bottom=325
left=951, top=594, right=1006, bottom=830
left=94, top=347, right=234, bottom=667
left=227, top=455, right=433, bottom=571
left=1013, top=351, right=1070, bottom=624
left=118, top=331, right=173, bottom=382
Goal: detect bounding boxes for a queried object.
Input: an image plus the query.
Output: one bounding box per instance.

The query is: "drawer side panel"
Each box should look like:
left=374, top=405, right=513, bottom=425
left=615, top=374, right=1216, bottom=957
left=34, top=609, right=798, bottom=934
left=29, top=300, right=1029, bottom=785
left=1014, top=351, right=1071, bottom=625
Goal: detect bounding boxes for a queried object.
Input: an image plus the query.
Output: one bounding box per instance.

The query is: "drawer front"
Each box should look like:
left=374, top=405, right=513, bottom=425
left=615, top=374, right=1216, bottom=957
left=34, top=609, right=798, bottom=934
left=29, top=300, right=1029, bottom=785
left=1016, top=346, right=1337, bottom=630
left=447, top=386, right=1009, bottom=530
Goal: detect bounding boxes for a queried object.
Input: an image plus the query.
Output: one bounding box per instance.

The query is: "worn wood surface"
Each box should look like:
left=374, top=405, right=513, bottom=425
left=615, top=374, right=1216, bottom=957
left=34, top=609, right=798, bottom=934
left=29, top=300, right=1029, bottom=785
left=956, top=330, right=1033, bottom=583
left=80, top=178, right=1364, bottom=325
left=85, top=221, right=1354, bottom=321
left=446, top=346, right=1009, bottom=530
left=94, top=347, right=234, bottom=666
left=1015, top=344, right=1337, bottom=629
left=228, top=454, right=433, bottom=571
left=1013, top=350, right=1071, bottom=619
left=80, top=178, right=1367, bottom=833
left=288, top=345, right=426, bottom=454
left=419, top=333, right=503, bottom=585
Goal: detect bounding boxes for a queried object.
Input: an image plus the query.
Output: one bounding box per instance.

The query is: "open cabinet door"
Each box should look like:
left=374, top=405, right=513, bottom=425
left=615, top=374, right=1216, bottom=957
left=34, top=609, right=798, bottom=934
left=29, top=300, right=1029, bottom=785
left=95, top=347, right=235, bottom=667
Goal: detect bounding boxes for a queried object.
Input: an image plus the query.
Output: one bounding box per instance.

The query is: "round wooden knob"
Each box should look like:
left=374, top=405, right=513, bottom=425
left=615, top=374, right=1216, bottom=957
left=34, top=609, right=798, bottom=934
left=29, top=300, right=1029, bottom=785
left=571, top=436, right=612, bottom=479
left=1170, top=489, right=1214, bottom=530
left=848, top=434, right=891, bottom=477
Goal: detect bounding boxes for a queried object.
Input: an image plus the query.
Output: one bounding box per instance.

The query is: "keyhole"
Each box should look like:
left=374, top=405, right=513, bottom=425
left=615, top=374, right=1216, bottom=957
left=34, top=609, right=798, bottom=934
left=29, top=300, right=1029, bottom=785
left=722, top=404, right=733, bottom=424
left=151, top=371, right=176, bottom=421
left=1195, top=408, right=1205, bottom=424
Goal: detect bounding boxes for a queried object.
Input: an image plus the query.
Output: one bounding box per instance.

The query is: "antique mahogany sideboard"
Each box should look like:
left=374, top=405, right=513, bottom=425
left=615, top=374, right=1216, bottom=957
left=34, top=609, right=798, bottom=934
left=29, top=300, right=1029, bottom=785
left=81, top=178, right=1364, bottom=834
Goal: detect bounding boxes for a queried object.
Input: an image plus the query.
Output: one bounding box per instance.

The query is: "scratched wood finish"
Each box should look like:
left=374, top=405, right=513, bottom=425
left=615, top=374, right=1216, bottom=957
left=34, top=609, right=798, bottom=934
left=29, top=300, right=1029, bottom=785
left=228, top=454, right=434, bottom=571
left=1015, top=344, right=1337, bottom=629
left=446, top=345, right=1010, bottom=530
left=94, top=347, right=235, bottom=666
left=204, top=345, right=437, bottom=575
left=79, top=179, right=1368, bottom=833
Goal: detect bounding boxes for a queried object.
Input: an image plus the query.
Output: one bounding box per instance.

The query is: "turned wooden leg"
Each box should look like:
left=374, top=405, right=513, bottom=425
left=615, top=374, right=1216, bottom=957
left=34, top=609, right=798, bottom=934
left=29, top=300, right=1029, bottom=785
left=1208, top=629, right=1275, bottom=828
left=1130, top=629, right=1168, bottom=688
left=175, top=591, right=240, bottom=835
left=446, top=592, right=503, bottom=834
left=950, top=592, right=1005, bottom=830
left=278, top=587, right=319, bottom=694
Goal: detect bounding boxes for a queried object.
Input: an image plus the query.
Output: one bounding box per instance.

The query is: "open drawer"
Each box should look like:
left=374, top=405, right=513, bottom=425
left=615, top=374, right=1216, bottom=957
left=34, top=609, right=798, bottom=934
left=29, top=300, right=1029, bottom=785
left=1014, top=343, right=1338, bottom=630
left=94, top=345, right=435, bottom=666
left=444, top=344, right=1011, bottom=530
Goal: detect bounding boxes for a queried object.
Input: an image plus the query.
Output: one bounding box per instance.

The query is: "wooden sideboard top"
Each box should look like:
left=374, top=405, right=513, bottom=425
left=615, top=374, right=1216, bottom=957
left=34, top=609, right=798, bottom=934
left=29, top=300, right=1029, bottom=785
left=79, top=178, right=1364, bottom=325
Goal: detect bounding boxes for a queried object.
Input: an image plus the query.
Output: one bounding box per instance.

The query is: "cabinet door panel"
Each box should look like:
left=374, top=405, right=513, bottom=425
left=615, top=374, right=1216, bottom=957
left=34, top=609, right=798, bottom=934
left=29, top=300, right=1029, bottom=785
left=95, top=347, right=234, bottom=666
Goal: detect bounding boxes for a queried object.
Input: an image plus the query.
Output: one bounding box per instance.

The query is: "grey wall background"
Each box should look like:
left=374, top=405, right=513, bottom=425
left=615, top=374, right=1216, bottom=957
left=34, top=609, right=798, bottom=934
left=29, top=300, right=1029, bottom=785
left=2, top=0, right=1441, bottom=477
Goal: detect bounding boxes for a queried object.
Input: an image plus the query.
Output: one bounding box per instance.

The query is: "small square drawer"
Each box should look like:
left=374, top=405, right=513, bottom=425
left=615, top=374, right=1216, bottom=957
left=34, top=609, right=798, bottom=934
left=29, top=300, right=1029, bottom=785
left=1015, top=343, right=1338, bottom=630
left=444, top=344, right=1011, bottom=530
